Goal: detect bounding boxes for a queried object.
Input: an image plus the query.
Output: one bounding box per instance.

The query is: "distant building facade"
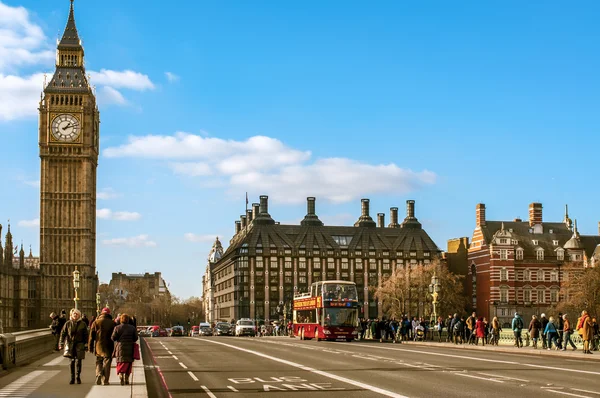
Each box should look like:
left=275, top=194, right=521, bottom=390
left=463, top=202, right=600, bottom=326
left=203, top=237, right=224, bottom=324
left=0, top=224, right=42, bottom=332
left=205, top=195, right=441, bottom=323
left=109, top=272, right=170, bottom=300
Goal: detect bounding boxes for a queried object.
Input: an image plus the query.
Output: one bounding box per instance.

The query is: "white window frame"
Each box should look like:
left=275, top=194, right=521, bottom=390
left=500, top=267, right=508, bottom=281
left=536, top=249, right=544, bottom=261
left=500, top=249, right=508, bottom=260
left=500, top=287, right=509, bottom=303
left=516, top=249, right=524, bottom=260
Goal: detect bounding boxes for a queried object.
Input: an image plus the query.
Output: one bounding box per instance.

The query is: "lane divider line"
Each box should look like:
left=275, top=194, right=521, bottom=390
left=571, top=389, right=600, bottom=396
left=228, top=386, right=239, bottom=392
left=454, top=373, right=504, bottom=383
left=179, top=362, right=188, bottom=369
left=545, top=390, right=593, bottom=398
left=201, top=339, right=409, bottom=398
left=187, top=371, right=199, bottom=381
left=201, top=385, right=217, bottom=398
left=172, top=355, right=178, bottom=360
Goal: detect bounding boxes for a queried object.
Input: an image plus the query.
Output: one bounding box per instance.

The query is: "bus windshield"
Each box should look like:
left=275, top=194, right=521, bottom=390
left=322, top=308, right=357, bottom=327
left=322, top=283, right=358, bottom=301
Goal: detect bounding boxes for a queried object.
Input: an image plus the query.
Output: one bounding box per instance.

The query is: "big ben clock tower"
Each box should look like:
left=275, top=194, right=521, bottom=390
left=39, top=0, right=99, bottom=317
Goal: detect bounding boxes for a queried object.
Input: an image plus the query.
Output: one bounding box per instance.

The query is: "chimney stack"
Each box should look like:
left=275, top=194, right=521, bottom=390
left=301, top=197, right=323, bottom=226
left=377, top=213, right=385, bottom=228
left=259, top=195, right=269, bottom=216
left=354, top=198, right=376, bottom=227
left=406, top=200, right=415, bottom=219
left=529, top=203, right=543, bottom=226
left=361, top=199, right=370, bottom=217
left=247, top=209, right=253, bottom=223
left=240, top=215, right=247, bottom=229
left=476, top=203, right=486, bottom=227
left=235, top=221, right=241, bottom=234
left=388, top=207, right=400, bottom=228
left=252, top=203, right=260, bottom=220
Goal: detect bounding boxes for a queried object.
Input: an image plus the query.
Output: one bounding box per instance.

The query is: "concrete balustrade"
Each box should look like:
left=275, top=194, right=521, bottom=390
left=0, top=329, right=54, bottom=370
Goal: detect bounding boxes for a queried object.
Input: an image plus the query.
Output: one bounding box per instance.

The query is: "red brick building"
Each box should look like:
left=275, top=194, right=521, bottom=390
left=465, top=203, right=600, bottom=327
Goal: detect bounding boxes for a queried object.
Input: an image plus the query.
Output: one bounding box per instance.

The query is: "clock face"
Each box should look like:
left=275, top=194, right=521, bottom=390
left=51, top=114, right=80, bottom=142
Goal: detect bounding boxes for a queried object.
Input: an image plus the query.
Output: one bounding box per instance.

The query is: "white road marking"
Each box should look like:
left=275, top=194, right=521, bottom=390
left=454, top=373, right=505, bottom=383
left=477, top=372, right=530, bottom=382
left=179, top=362, right=188, bottom=369
left=228, top=386, right=239, bottom=392
left=42, top=355, right=67, bottom=366
left=167, top=351, right=173, bottom=355
left=0, top=370, right=59, bottom=397
left=173, top=355, right=179, bottom=360
left=188, top=371, right=199, bottom=381
left=546, top=390, right=593, bottom=398
left=201, top=385, right=217, bottom=398
left=572, top=389, right=600, bottom=396
left=351, top=343, right=600, bottom=376
left=201, top=339, right=410, bottom=398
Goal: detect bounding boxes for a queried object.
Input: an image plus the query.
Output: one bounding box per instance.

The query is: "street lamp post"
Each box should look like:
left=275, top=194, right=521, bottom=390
left=96, top=292, right=101, bottom=316
left=428, top=272, right=440, bottom=324
left=73, top=267, right=80, bottom=311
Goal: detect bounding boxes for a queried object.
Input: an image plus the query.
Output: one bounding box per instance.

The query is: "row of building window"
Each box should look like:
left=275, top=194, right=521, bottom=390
left=250, top=247, right=429, bottom=258
left=499, top=249, right=582, bottom=261
left=499, top=287, right=559, bottom=303
left=499, top=268, right=559, bottom=282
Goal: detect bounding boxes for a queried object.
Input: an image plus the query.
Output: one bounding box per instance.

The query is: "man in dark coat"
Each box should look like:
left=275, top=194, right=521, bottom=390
left=89, top=307, right=115, bottom=385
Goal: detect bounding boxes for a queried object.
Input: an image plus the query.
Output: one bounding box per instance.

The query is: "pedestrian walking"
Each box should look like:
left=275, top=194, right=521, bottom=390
left=475, top=317, right=486, bottom=346
left=59, top=308, right=89, bottom=385
left=445, top=315, right=453, bottom=342
left=512, top=312, right=524, bottom=348
left=540, top=314, right=549, bottom=349
left=466, top=312, right=476, bottom=344
left=557, top=312, right=564, bottom=346
left=544, top=316, right=559, bottom=350
left=577, top=310, right=594, bottom=354
left=528, top=315, right=541, bottom=349
left=562, top=314, right=577, bottom=351
left=591, top=317, right=599, bottom=351
left=453, top=317, right=464, bottom=344
left=50, top=312, right=62, bottom=351
left=491, top=316, right=501, bottom=345
left=436, top=316, right=444, bottom=342
left=112, top=313, right=139, bottom=385
left=89, top=307, right=115, bottom=385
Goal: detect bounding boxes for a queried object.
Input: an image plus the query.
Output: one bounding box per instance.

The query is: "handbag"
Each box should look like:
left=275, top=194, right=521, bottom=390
left=133, top=342, right=141, bottom=361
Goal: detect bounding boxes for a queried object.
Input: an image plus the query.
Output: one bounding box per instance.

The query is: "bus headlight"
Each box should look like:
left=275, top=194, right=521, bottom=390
left=323, top=329, right=331, bottom=335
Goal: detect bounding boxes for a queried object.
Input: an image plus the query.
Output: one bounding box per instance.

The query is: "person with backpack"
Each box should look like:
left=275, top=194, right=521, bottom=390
left=453, top=317, right=464, bottom=344
left=544, top=316, right=560, bottom=350
left=512, top=312, right=524, bottom=348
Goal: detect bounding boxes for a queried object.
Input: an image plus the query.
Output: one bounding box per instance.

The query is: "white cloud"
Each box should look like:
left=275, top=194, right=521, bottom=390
left=0, top=2, right=154, bottom=121
left=99, top=86, right=127, bottom=106
left=102, top=234, right=157, bottom=247
left=97, top=188, right=120, bottom=200
left=0, top=2, right=53, bottom=72
left=96, top=208, right=141, bottom=221
left=18, top=218, right=39, bottom=227
left=89, top=69, right=155, bottom=91
left=0, top=73, right=45, bottom=120
left=23, top=179, right=40, bottom=188
left=165, top=72, right=179, bottom=82
left=103, top=132, right=436, bottom=204
left=184, top=233, right=218, bottom=243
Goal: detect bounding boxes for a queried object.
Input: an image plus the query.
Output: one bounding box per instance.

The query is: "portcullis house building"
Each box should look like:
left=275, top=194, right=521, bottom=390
left=206, top=196, right=441, bottom=322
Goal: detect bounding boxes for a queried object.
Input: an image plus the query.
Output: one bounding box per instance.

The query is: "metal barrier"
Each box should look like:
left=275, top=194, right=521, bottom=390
left=0, top=329, right=54, bottom=370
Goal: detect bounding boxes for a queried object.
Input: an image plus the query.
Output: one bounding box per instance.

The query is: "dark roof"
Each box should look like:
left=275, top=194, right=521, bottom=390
left=59, top=1, right=81, bottom=48
left=46, top=67, right=91, bottom=94
left=214, top=222, right=440, bottom=270
left=480, top=221, right=599, bottom=258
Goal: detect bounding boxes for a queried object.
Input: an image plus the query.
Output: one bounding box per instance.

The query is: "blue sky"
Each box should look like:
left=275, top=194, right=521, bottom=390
left=1, top=0, right=599, bottom=298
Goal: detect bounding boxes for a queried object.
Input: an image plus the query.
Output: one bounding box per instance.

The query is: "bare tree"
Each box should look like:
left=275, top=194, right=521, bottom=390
left=558, top=262, right=600, bottom=317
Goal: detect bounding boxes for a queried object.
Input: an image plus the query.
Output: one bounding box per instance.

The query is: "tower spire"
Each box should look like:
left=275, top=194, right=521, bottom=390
left=59, top=0, right=80, bottom=47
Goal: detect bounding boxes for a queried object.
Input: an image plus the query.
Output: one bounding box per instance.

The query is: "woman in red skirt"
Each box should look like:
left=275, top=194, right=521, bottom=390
left=111, top=313, right=138, bottom=385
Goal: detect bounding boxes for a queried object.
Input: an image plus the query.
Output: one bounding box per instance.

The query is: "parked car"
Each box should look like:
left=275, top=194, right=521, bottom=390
left=170, top=326, right=185, bottom=337
left=198, top=322, right=213, bottom=336
left=235, top=319, right=256, bottom=337
left=214, top=322, right=233, bottom=336
left=190, top=325, right=199, bottom=337
left=158, top=329, right=169, bottom=337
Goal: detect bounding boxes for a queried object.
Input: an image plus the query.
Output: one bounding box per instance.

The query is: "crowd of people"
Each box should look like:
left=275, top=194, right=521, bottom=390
left=49, top=308, right=139, bottom=386
left=356, top=310, right=599, bottom=354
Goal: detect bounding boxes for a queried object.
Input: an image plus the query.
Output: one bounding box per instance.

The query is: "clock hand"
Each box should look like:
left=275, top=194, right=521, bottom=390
left=62, top=123, right=73, bottom=131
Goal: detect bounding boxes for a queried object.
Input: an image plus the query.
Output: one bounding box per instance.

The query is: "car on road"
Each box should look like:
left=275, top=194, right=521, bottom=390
left=170, top=326, right=185, bottom=337
left=190, top=325, right=199, bottom=337
left=214, top=322, right=233, bottom=336
left=157, top=328, right=169, bottom=337
left=199, top=322, right=213, bottom=336
left=235, top=319, right=256, bottom=337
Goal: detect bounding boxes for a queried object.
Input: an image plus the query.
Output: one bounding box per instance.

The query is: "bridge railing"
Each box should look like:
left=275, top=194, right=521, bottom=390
left=0, top=329, right=55, bottom=370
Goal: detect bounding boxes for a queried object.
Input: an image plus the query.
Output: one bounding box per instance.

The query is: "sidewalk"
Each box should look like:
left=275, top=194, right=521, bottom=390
left=385, top=339, right=600, bottom=361
left=0, top=341, right=147, bottom=398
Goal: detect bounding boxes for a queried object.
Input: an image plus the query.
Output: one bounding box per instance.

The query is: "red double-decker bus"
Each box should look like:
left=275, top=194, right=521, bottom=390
left=293, top=280, right=359, bottom=341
